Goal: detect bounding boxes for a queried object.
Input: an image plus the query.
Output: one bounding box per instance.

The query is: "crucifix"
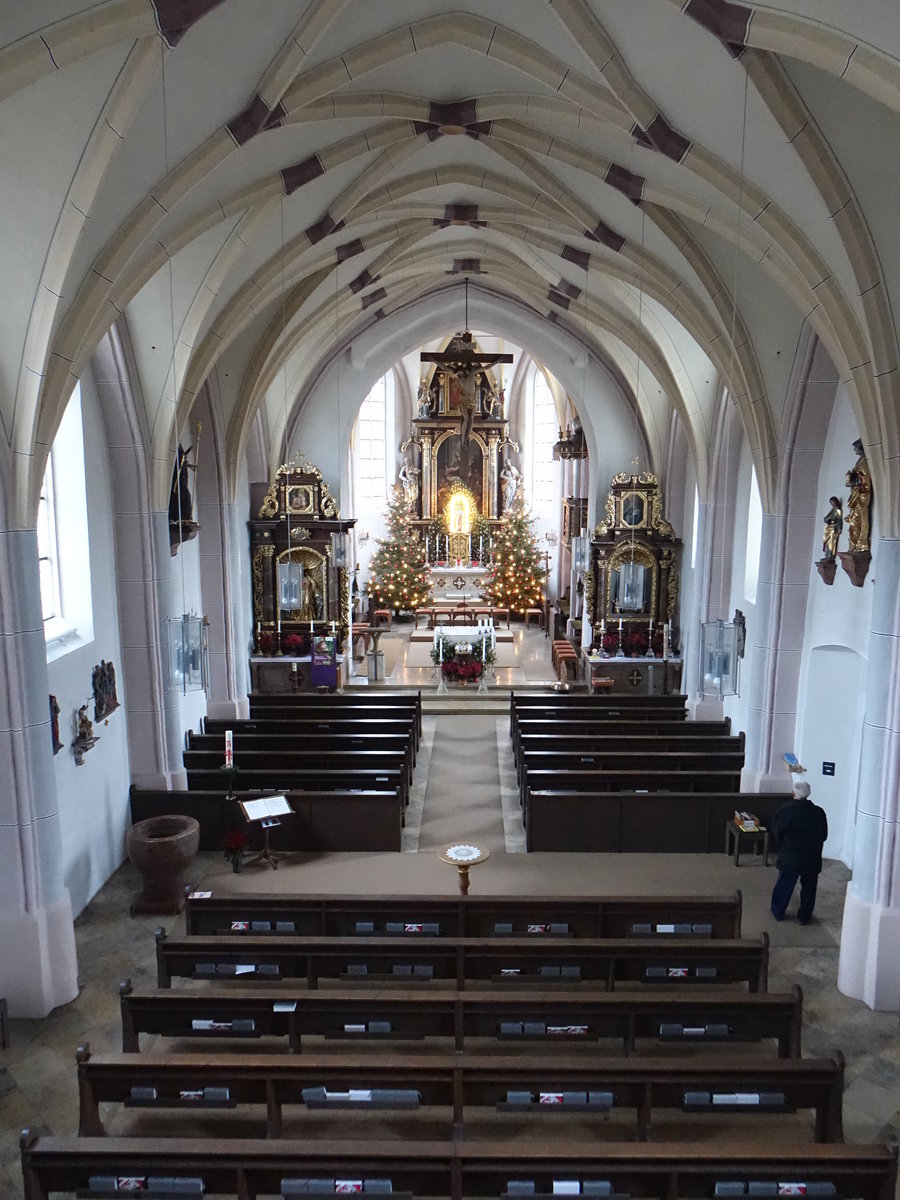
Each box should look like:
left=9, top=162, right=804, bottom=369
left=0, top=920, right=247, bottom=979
left=420, top=279, right=512, bottom=446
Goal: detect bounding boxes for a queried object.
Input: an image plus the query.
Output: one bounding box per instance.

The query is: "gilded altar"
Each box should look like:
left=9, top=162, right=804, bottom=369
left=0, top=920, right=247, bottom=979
left=589, top=472, right=682, bottom=635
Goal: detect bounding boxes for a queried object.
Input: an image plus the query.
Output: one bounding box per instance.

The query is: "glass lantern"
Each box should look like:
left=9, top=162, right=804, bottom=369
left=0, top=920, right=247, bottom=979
left=277, top=560, right=303, bottom=612
left=163, top=614, right=210, bottom=694
left=700, top=618, right=740, bottom=698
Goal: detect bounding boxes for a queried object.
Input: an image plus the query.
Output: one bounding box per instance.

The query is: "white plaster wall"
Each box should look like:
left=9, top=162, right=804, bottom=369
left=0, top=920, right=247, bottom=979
left=51, top=373, right=131, bottom=918
left=794, top=392, right=875, bottom=865
left=723, top=441, right=756, bottom=737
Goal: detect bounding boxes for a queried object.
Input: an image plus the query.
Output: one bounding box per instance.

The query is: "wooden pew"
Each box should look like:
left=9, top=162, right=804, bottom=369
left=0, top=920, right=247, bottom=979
left=119, top=980, right=804, bottom=1056
left=516, top=749, right=746, bottom=796
left=130, top=787, right=403, bottom=852
left=23, top=1133, right=896, bottom=1200
left=200, top=720, right=419, bottom=762
left=185, top=762, right=409, bottom=811
left=251, top=690, right=423, bottom=737
left=153, top=929, right=770, bottom=992
left=524, top=791, right=790, bottom=853
left=183, top=890, right=745, bottom=939
left=75, top=1043, right=846, bottom=1141
left=511, top=692, right=688, bottom=734
left=512, top=721, right=736, bottom=762
left=184, top=746, right=414, bottom=793
left=522, top=767, right=743, bottom=800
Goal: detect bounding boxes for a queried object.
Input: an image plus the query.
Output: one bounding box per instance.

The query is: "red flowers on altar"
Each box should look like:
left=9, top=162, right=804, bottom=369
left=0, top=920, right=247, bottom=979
left=441, top=659, right=483, bottom=682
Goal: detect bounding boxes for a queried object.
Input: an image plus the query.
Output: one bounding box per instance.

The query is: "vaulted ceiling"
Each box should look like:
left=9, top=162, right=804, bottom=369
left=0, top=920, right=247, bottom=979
left=3, top=1, right=900, bottom=526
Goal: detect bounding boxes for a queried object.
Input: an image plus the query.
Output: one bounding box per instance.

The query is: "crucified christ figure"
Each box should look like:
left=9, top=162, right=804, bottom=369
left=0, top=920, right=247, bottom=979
left=453, top=367, right=479, bottom=445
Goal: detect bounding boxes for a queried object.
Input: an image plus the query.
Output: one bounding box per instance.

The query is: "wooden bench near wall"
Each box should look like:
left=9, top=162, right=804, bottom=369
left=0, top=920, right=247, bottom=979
left=130, top=787, right=403, bottom=852
left=250, top=689, right=423, bottom=737
left=510, top=691, right=689, bottom=732
left=185, top=762, right=410, bottom=812
left=118, top=979, right=804, bottom=1057
left=153, top=928, right=770, bottom=992
left=183, top=891, right=745, bottom=939
left=524, top=792, right=790, bottom=853
left=75, top=1042, right=846, bottom=1141
left=23, top=1133, right=897, bottom=1200
left=193, top=726, right=418, bottom=766
left=522, top=768, right=744, bottom=801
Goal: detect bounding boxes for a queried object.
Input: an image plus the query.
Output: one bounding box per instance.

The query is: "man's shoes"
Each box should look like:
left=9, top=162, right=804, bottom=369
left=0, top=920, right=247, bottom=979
left=798, top=915, right=814, bottom=926
left=771, top=911, right=785, bottom=921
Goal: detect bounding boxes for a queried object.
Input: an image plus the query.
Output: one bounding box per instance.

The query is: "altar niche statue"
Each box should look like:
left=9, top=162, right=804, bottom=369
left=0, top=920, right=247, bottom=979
left=500, top=459, right=521, bottom=512
left=417, top=379, right=436, bottom=418
left=822, top=496, right=843, bottom=561
left=398, top=455, right=420, bottom=514
left=845, top=437, right=872, bottom=552
left=298, top=572, right=321, bottom=622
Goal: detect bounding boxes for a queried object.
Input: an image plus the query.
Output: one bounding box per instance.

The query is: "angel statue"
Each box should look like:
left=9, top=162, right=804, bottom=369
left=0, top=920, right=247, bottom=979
left=398, top=455, right=421, bottom=514
left=500, top=459, right=522, bottom=512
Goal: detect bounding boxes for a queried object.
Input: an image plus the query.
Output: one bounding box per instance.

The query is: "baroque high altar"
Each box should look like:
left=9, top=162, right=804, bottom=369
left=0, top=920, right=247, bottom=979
left=401, top=346, right=519, bottom=569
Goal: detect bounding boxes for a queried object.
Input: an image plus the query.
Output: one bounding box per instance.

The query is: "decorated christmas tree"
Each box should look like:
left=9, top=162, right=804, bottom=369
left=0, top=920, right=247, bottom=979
left=368, top=486, right=431, bottom=612
left=482, top=496, right=548, bottom=614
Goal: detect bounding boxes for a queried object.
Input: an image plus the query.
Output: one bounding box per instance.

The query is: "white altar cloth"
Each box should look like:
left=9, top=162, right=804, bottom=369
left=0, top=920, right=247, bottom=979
left=433, top=623, right=496, bottom=653
left=428, top=565, right=488, bottom=603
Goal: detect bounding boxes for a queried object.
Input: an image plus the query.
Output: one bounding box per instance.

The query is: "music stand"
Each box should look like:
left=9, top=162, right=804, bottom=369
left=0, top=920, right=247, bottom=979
left=238, top=794, right=293, bottom=870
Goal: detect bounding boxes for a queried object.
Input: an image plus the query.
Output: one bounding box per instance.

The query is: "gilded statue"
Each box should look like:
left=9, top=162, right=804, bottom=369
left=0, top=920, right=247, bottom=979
left=298, top=572, right=320, bottom=621
left=845, top=438, right=872, bottom=552
left=821, top=496, right=843, bottom=561
left=398, top=456, right=420, bottom=513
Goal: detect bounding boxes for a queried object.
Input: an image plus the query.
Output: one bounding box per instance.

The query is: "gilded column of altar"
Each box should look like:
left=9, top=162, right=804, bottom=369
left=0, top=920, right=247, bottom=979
left=421, top=433, right=433, bottom=519
left=487, top=433, right=500, bottom=518
left=252, top=544, right=275, bottom=624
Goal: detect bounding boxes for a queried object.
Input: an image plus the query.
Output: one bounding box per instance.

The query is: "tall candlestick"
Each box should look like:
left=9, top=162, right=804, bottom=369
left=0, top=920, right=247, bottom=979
left=439, top=631, right=443, bottom=662
left=663, top=625, right=670, bottom=661
left=224, top=729, right=233, bottom=769
left=426, top=536, right=430, bottom=561
left=468, top=534, right=471, bottom=561
left=479, top=536, right=483, bottom=562
left=618, top=618, right=623, bottom=631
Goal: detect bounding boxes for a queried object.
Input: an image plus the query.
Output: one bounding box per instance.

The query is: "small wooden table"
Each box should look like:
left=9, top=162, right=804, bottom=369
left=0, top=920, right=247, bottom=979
left=725, top=821, right=770, bottom=866
left=439, top=844, right=490, bottom=894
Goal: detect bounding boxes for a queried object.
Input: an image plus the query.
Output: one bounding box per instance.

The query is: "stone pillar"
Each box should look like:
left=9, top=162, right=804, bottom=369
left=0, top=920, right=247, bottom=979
left=421, top=433, right=433, bottom=519
left=0, top=526, right=78, bottom=1015
left=838, top=536, right=900, bottom=1009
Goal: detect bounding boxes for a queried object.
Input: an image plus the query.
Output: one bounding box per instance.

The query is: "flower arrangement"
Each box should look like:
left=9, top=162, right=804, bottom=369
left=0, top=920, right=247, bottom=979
left=223, top=829, right=249, bottom=872
left=601, top=631, right=619, bottom=655
left=622, top=627, right=649, bottom=656
left=442, top=659, right=483, bottom=682
left=281, top=631, right=309, bottom=656
left=257, top=630, right=277, bottom=655
left=650, top=628, right=665, bottom=656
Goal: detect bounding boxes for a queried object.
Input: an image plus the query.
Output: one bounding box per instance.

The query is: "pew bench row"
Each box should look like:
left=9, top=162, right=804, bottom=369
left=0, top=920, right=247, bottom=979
left=183, top=891, right=745, bottom=940
left=21, top=1134, right=897, bottom=1200
left=154, top=930, right=770, bottom=992
left=118, top=981, right=804, bottom=1057
left=75, top=1044, right=846, bottom=1142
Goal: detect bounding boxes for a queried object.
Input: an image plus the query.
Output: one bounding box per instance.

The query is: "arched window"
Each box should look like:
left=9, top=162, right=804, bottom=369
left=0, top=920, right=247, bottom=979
left=353, top=372, right=393, bottom=511
left=527, top=368, right=558, bottom=520
left=40, top=382, right=93, bottom=656
left=744, top=466, right=763, bottom=604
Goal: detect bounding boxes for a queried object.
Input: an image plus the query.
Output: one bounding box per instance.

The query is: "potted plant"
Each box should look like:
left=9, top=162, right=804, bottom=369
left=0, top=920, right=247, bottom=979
left=281, top=631, right=306, bottom=656
left=623, top=627, right=649, bottom=657
left=258, top=630, right=277, bottom=656
left=223, top=829, right=249, bottom=873
left=601, top=630, right=619, bottom=656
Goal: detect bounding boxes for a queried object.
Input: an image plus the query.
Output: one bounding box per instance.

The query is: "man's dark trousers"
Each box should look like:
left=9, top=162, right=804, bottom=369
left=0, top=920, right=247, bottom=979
left=771, top=869, right=819, bottom=923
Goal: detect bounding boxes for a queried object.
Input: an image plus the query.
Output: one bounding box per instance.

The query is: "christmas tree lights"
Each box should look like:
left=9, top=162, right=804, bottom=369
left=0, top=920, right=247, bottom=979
left=482, top=496, right=548, bottom=614
left=369, top=487, right=431, bottom=612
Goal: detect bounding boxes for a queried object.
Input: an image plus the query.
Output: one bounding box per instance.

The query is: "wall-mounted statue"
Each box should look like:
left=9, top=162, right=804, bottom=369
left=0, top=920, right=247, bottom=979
left=92, top=659, right=119, bottom=721
left=500, top=459, right=521, bottom=512
left=398, top=455, right=420, bottom=514
left=845, top=438, right=871, bottom=552
left=822, top=496, right=843, bottom=561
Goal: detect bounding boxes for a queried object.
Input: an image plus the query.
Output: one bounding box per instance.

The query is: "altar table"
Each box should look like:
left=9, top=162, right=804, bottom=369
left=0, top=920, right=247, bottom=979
left=582, top=652, right=683, bottom=696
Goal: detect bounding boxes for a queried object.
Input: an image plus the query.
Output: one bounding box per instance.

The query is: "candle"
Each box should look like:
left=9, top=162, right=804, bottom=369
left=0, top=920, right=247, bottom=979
left=426, top=536, right=430, bottom=561
left=482, top=639, right=486, bottom=663
left=479, top=536, right=483, bottom=562
left=439, top=633, right=443, bottom=663
left=331, top=621, right=336, bottom=633
left=618, top=618, right=623, bottom=631
left=277, top=612, right=281, bottom=633
left=468, top=534, right=472, bottom=560
left=310, top=619, right=314, bottom=632
left=224, top=729, right=233, bottom=769
left=600, top=619, right=605, bottom=634
left=663, top=625, right=670, bottom=661
left=648, top=618, right=653, bottom=633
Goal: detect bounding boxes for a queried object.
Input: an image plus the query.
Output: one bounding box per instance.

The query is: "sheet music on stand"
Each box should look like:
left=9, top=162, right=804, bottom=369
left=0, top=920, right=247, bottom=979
left=238, top=794, right=292, bottom=869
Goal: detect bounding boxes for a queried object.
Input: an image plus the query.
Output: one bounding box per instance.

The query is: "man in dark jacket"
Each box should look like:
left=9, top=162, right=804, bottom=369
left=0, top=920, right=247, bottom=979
left=770, top=781, right=828, bottom=924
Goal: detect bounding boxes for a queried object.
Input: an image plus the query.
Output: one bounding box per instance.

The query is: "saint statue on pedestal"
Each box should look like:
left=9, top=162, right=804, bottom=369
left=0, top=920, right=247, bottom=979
left=845, top=438, right=871, bottom=552
left=822, top=496, right=843, bottom=561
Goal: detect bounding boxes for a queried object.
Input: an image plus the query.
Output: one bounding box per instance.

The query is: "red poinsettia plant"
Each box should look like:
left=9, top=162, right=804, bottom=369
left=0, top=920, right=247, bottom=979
left=622, top=627, right=649, bottom=656
left=601, top=631, right=619, bottom=655
left=441, top=659, right=484, bottom=682
left=223, top=829, right=249, bottom=863
left=281, top=631, right=309, bottom=656
left=257, top=630, right=277, bottom=655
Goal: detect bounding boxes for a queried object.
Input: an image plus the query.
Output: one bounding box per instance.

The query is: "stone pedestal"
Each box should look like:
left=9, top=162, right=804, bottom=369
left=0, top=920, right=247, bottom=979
left=838, top=550, right=871, bottom=587
left=816, top=558, right=837, bottom=585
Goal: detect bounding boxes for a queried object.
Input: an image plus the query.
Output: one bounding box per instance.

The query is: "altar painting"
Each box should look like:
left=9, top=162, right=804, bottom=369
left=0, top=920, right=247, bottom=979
left=437, top=433, right=483, bottom=514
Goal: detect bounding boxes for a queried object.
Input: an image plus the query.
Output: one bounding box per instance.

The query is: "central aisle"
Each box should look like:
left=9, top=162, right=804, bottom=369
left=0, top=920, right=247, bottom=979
left=415, top=713, right=507, bottom=851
